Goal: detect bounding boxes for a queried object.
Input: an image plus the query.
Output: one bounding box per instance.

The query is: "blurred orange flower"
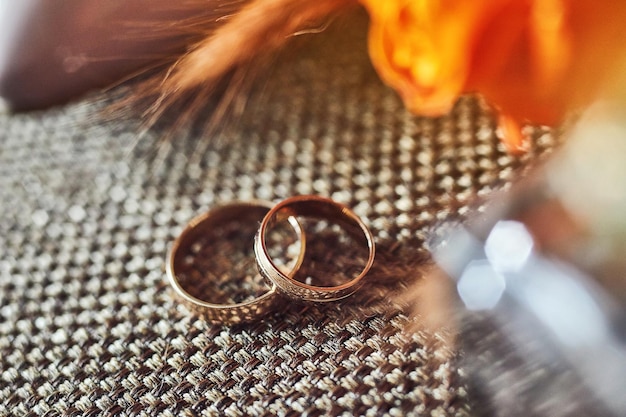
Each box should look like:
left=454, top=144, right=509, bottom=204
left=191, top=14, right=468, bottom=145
left=359, top=0, right=626, bottom=151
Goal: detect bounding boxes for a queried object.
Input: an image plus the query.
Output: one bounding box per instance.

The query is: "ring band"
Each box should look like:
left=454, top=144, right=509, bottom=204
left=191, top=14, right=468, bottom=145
left=254, top=195, right=375, bottom=302
left=166, top=201, right=304, bottom=324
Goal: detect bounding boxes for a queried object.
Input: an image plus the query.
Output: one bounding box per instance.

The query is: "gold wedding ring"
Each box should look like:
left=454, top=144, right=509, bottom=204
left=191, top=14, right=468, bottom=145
left=254, top=195, right=376, bottom=302
left=167, top=196, right=375, bottom=323
left=166, top=201, right=304, bottom=324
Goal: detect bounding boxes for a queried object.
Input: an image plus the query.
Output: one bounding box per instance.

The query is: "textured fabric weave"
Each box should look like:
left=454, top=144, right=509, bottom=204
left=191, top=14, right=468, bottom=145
left=0, top=14, right=557, bottom=416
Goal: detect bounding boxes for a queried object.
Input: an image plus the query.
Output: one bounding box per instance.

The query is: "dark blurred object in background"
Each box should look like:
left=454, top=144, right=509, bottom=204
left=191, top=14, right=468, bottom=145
left=0, top=0, right=217, bottom=110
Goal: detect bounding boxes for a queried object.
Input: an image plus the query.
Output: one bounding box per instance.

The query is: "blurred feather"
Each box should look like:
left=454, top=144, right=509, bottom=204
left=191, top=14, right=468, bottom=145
left=106, top=0, right=356, bottom=141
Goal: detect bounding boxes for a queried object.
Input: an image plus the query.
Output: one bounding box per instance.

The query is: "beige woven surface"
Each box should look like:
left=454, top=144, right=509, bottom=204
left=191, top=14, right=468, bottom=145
left=0, top=13, right=557, bottom=416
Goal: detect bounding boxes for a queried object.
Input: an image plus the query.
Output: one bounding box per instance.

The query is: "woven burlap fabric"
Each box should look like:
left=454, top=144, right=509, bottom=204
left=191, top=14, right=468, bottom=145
left=0, top=14, right=558, bottom=416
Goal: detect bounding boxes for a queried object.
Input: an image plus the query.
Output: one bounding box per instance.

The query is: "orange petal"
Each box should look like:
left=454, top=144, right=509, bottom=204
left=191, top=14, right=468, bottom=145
left=498, top=114, right=528, bottom=154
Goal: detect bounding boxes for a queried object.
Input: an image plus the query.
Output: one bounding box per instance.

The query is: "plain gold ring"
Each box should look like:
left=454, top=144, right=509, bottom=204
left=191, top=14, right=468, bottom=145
left=166, top=201, right=304, bottom=324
